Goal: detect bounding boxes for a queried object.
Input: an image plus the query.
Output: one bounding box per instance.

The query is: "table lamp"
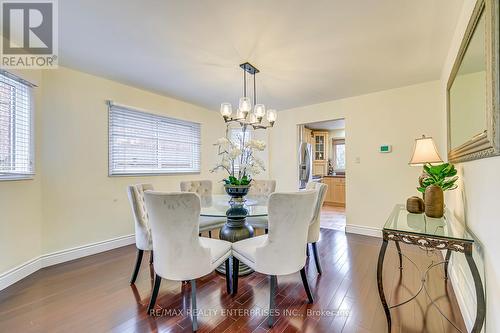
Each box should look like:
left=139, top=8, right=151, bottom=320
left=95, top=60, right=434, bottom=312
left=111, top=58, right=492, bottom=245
left=408, top=135, right=443, bottom=209
left=409, top=135, right=443, bottom=166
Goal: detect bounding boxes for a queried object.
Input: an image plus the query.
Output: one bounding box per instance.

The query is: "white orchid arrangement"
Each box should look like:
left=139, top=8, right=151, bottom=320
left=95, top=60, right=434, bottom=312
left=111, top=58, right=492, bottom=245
left=211, top=128, right=266, bottom=186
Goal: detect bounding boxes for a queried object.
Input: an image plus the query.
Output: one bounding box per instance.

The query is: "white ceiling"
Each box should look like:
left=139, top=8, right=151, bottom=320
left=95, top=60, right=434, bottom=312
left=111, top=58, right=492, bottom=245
left=59, top=0, right=463, bottom=111
left=306, top=119, right=345, bottom=131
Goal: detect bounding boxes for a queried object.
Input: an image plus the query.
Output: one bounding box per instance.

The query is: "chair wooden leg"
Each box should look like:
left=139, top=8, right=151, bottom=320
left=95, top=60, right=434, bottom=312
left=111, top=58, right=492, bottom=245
left=191, top=279, right=198, bottom=331
left=208, top=230, right=212, bottom=238
left=130, top=249, right=144, bottom=285
left=149, top=251, right=154, bottom=265
left=268, top=275, right=277, bottom=327
left=311, top=242, right=322, bottom=275
left=232, top=257, right=239, bottom=295
left=225, top=258, right=231, bottom=294
left=265, top=228, right=268, bottom=234
left=147, top=274, right=162, bottom=315
left=300, top=267, right=314, bottom=303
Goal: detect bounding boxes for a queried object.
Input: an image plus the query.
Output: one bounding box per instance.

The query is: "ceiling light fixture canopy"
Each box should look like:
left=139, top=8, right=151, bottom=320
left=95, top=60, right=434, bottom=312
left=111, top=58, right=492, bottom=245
left=219, top=62, right=276, bottom=129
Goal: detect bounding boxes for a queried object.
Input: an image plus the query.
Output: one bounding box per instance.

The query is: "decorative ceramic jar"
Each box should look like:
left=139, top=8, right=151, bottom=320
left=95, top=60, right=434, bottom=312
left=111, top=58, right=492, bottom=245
left=424, top=185, right=444, bottom=218
left=406, top=196, right=425, bottom=214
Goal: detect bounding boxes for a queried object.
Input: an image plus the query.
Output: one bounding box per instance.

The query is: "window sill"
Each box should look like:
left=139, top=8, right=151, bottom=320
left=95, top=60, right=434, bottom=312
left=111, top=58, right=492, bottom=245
left=0, top=175, right=34, bottom=181
left=109, top=171, right=201, bottom=177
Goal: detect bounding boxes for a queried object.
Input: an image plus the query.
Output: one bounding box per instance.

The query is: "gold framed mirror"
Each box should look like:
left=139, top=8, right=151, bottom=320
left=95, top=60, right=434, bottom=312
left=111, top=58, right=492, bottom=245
left=447, top=0, right=499, bottom=163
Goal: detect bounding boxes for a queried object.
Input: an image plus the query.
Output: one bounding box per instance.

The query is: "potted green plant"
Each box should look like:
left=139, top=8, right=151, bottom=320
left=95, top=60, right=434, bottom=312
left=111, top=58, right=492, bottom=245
left=211, top=130, right=266, bottom=201
left=417, top=163, right=458, bottom=218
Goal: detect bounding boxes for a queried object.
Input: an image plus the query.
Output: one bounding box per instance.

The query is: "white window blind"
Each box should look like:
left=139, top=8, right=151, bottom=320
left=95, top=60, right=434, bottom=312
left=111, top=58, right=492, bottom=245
left=108, top=103, right=201, bottom=175
left=0, top=71, right=34, bottom=180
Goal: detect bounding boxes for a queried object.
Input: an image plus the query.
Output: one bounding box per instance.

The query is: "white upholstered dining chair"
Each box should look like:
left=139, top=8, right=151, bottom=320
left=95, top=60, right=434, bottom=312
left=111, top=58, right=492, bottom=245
left=305, top=181, right=328, bottom=275
left=231, top=190, right=317, bottom=327
left=144, top=191, right=232, bottom=331
left=246, top=179, right=276, bottom=233
left=180, top=180, right=226, bottom=238
left=127, top=184, right=154, bottom=285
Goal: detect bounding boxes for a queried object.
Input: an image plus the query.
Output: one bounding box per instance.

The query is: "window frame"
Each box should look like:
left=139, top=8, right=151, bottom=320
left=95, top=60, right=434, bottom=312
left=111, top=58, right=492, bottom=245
left=108, top=102, right=201, bottom=176
left=332, top=139, right=346, bottom=172
left=0, top=71, right=35, bottom=181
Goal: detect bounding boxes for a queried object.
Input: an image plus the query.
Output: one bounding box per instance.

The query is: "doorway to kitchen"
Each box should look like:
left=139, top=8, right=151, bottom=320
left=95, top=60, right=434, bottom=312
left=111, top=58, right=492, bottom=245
left=298, top=118, right=346, bottom=231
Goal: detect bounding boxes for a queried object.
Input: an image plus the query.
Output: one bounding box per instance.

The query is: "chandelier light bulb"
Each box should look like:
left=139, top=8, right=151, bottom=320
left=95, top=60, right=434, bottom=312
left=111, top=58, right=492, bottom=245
left=254, top=104, right=266, bottom=118
left=239, top=97, right=252, bottom=113
left=220, top=103, right=232, bottom=117
left=267, top=109, right=277, bottom=123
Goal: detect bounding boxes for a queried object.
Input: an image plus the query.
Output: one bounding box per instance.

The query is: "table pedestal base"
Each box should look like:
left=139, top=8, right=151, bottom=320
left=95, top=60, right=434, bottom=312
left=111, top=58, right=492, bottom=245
left=216, top=210, right=254, bottom=276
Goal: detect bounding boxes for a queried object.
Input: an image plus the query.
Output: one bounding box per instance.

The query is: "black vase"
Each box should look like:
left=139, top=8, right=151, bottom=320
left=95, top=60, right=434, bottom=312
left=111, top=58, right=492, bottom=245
left=224, top=184, right=250, bottom=202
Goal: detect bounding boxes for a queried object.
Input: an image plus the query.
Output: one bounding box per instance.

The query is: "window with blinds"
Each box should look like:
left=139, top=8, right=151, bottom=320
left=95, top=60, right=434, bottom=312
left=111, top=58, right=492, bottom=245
left=0, top=72, right=34, bottom=180
left=332, top=139, right=346, bottom=171
left=108, top=104, right=201, bottom=175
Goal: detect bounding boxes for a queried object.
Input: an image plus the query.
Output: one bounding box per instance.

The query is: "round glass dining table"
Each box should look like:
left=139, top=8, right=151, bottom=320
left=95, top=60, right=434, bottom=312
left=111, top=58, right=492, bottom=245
left=200, top=195, right=268, bottom=218
left=200, top=195, right=269, bottom=275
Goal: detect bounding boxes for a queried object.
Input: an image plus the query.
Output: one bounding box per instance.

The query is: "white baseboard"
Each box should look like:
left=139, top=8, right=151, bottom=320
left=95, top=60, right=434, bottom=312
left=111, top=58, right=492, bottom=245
left=40, top=234, right=135, bottom=267
left=345, top=224, right=382, bottom=238
left=0, top=257, right=43, bottom=292
left=448, top=259, right=475, bottom=331
left=0, top=234, right=135, bottom=291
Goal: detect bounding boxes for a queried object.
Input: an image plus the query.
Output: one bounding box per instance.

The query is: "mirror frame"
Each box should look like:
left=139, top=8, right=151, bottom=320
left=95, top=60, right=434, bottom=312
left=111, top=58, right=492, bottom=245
left=447, top=0, right=500, bottom=163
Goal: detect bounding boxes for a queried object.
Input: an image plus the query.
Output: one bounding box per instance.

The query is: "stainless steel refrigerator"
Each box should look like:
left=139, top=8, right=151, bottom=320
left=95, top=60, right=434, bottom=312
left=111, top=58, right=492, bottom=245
left=298, top=142, right=312, bottom=189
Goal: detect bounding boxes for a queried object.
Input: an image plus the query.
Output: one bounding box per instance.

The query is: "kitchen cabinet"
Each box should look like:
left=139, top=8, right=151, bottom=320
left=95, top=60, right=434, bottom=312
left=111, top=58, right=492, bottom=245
left=322, top=176, right=345, bottom=207
left=312, top=131, right=329, bottom=176
left=312, top=131, right=328, bottom=161
left=313, top=162, right=328, bottom=176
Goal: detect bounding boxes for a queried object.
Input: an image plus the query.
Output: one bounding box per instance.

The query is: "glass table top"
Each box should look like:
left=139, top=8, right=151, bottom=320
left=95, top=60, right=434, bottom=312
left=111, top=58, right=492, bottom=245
left=200, top=195, right=268, bottom=218
left=384, top=204, right=474, bottom=242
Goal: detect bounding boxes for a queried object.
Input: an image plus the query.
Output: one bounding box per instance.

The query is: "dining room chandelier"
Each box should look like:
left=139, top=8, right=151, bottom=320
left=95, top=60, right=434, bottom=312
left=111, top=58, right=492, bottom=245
left=219, top=62, right=276, bottom=129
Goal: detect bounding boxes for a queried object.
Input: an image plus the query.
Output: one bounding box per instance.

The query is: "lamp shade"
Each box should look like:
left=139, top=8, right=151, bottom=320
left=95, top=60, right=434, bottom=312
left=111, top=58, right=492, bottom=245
left=254, top=104, right=266, bottom=118
left=239, top=97, right=252, bottom=113
left=266, top=109, right=277, bottom=123
left=220, top=103, right=232, bottom=117
left=247, top=112, right=257, bottom=124
left=235, top=108, right=245, bottom=120
left=409, top=135, right=443, bottom=165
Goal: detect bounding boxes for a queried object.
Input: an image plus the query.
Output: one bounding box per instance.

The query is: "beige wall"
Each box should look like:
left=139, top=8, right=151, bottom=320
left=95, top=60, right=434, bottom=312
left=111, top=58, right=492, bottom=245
left=0, top=70, right=43, bottom=273
left=441, top=0, right=499, bottom=331
left=269, top=80, right=445, bottom=232
left=39, top=67, right=231, bottom=254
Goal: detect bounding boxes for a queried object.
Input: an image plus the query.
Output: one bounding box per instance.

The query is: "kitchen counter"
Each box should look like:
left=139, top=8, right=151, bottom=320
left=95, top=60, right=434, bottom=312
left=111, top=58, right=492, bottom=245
left=323, top=174, right=345, bottom=178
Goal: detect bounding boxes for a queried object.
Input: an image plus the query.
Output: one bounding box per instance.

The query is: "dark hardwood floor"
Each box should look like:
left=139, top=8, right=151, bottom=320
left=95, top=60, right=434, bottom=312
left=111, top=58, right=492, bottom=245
left=0, top=229, right=466, bottom=333
left=320, top=205, right=346, bottom=231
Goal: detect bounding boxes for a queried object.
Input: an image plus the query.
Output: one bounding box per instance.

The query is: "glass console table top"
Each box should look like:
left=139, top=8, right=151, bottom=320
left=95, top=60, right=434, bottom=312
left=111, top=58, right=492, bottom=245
left=200, top=195, right=268, bottom=218
left=383, top=204, right=474, bottom=243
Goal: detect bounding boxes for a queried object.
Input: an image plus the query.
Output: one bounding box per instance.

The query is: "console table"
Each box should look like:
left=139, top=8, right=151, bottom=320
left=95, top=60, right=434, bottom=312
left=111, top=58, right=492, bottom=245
left=377, top=205, right=485, bottom=333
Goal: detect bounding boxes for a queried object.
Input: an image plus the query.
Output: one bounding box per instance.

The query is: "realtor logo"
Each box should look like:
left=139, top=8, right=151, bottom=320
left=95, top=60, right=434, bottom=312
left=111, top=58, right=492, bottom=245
left=1, top=0, right=58, bottom=68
